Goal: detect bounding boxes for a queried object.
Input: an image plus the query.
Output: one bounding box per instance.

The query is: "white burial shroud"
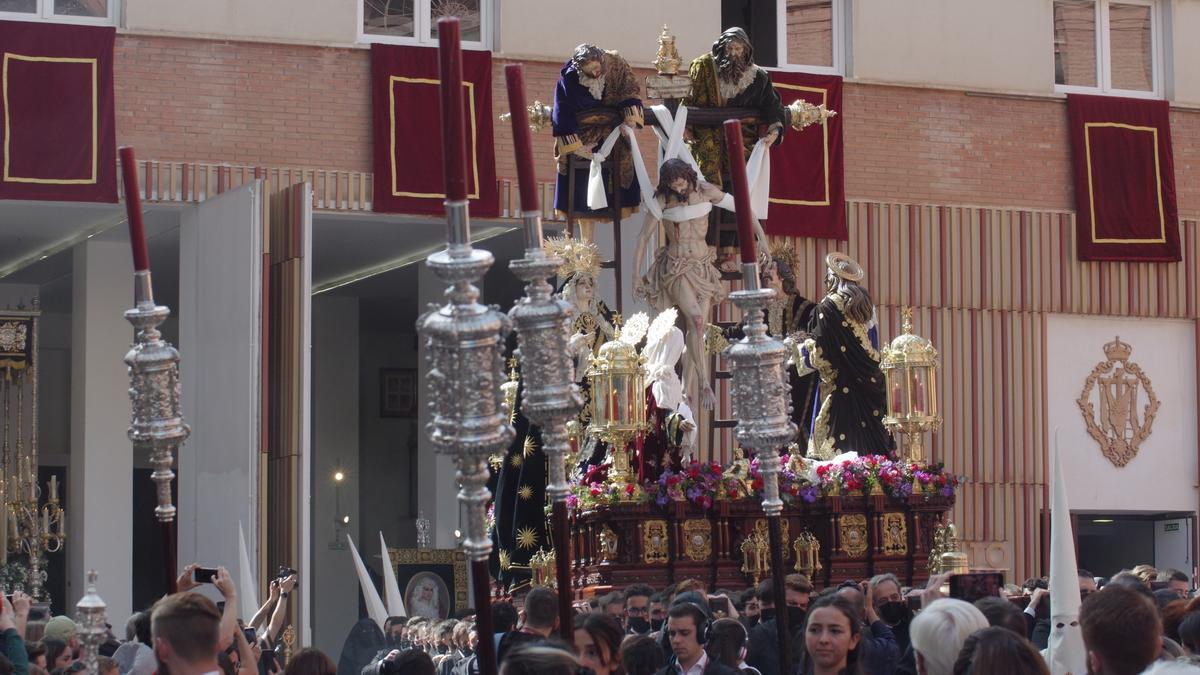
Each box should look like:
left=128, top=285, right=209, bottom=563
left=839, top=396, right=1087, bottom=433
left=585, top=104, right=771, bottom=221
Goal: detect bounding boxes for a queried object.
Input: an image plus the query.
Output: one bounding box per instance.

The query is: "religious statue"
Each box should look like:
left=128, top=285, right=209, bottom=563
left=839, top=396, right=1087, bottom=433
left=634, top=159, right=766, bottom=410
left=552, top=44, right=644, bottom=234
left=638, top=308, right=697, bottom=480
left=683, top=27, right=786, bottom=188
left=790, top=253, right=895, bottom=459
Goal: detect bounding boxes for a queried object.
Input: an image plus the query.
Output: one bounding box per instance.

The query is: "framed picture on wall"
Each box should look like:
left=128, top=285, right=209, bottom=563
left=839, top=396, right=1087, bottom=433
left=380, top=368, right=416, bottom=417
left=387, top=548, right=468, bottom=619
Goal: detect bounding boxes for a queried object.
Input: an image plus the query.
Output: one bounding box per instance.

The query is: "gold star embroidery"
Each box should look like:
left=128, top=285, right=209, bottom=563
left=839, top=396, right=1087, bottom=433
left=523, top=436, right=538, bottom=458
left=516, top=526, right=539, bottom=550
left=518, top=485, right=534, bottom=500
left=510, top=453, right=524, bottom=468
left=498, top=549, right=511, bottom=571
left=489, top=454, right=503, bottom=470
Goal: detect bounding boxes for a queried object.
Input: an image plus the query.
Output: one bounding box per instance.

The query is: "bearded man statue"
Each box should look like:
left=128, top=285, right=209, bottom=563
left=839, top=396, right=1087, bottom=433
left=683, top=27, right=786, bottom=188
left=552, top=43, right=644, bottom=233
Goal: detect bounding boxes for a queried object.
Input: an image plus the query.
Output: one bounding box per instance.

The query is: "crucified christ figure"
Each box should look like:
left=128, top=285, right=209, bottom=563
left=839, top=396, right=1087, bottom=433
left=633, top=158, right=766, bottom=411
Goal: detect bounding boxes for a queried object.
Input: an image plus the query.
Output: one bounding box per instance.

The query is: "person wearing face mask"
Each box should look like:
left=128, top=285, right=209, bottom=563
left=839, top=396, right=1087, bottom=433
left=649, top=594, right=668, bottom=634
left=745, top=574, right=812, bottom=675
left=739, top=592, right=761, bottom=631
left=625, top=585, right=657, bottom=635
left=868, top=574, right=912, bottom=653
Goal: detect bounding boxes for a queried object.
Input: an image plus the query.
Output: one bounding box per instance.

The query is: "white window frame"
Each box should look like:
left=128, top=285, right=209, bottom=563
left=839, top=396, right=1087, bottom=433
left=775, top=0, right=846, bottom=76
left=0, top=0, right=116, bottom=26
left=358, top=0, right=492, bottom=51
left=1054, top=0, right=1162, bottom=99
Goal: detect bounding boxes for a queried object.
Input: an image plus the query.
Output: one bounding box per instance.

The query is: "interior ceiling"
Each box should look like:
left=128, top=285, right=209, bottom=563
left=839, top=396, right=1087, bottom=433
left=0, top=200, right=520, bottom=317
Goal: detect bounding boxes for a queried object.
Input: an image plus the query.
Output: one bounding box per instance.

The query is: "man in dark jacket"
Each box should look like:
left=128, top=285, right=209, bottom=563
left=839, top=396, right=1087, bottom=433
left=746, top=575, right=811, bottom=675
left=656, top=603, right=738, bottom=675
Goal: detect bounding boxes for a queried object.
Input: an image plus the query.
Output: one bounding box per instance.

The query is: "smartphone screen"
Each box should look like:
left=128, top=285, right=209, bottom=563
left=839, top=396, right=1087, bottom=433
left=948, top=572, right=1004, bottom=603
left=193, top=567, right=219, bottom=584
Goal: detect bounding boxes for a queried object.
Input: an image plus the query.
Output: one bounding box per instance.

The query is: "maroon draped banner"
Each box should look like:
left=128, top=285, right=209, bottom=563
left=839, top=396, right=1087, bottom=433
left=1067, top=93, right=1180, bottom=262
left=763, top=71, right=845, bottom=240
left=371, top=44, right=498, bottom=217
left=0, top=21, right=116, bottom=203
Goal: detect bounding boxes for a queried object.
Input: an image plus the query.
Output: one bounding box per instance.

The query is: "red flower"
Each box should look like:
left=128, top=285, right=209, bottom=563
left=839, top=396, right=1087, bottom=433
left=728, top=489, right=739, bottom=499
left=625, top=484, right=636, bottom=496
left=816, top=465, right=829, bottom=477
left=689, top=466, right=701, bottom=479
left=711, top=464, right=724, bottom=477
left=589, top=487, right=601, bottom=496
left=752, top=478, right=764, bottom=490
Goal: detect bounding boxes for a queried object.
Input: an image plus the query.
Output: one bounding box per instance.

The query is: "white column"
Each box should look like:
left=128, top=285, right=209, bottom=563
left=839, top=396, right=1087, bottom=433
left=311, top=295, right=360, bottom=658
left=68, top=239, right=133, bottom=622
left=416, top=261, right=462, bottom=549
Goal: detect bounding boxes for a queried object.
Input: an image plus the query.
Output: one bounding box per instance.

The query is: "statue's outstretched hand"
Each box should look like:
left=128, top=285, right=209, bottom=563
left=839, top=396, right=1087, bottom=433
left=701, top=385, right=716, bottom=411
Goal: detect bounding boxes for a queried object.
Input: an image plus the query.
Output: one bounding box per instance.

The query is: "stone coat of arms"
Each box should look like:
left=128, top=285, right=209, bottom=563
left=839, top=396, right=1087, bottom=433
left=1076, top=337, right=1159, bottom=467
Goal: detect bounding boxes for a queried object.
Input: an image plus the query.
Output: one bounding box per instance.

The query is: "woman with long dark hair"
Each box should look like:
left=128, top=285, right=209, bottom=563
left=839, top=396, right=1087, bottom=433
left=573, top=612, right=624, bottom=675
left=952, top=627, right=1050, bottom=675
left=797, top=595, right=864, bottom=675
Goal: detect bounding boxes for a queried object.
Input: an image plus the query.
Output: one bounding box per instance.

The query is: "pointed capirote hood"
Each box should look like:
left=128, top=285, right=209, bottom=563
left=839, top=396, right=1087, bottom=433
left=237, top=522, right=260, bottom=625
left=347, top=534, right=388, bottom=630
left=1047, top=435, right=1087, bottom=675
left=380, top=531, right=407, bottom=618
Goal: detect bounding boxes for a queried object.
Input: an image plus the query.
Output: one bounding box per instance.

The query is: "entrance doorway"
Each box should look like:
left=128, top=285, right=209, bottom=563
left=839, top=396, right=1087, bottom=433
left=1076, top=512, right=1195, bottom=580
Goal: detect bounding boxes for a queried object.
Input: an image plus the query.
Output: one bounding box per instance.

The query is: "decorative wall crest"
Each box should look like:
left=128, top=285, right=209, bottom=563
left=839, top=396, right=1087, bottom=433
left=881, top=513, right=908, bottom=555
left=1076, top=336, right=1159, bottom=467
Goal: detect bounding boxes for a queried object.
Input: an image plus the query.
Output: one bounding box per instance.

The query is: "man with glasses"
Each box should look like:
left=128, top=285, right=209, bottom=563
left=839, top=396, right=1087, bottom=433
left=624, top=585, right=655, bottom=635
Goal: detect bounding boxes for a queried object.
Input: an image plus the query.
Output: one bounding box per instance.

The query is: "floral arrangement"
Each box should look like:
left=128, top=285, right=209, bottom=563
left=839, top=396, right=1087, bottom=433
left=654, top=460, right=740, bottom=510
left=568, top=463, right=648, bottom=511
left=749, top=452, right=819, bottom=504
left=815, top=455, right=963, bottom=499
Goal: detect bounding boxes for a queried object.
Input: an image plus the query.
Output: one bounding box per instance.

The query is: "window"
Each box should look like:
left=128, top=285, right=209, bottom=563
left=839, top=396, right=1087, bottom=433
left=360, top=0, right=491, bottom=50
left=776, top=0, right=845, bottom=74
left=1054, top=0, right=1160, bottom=97
left=0, top=0, right=114, bottom=25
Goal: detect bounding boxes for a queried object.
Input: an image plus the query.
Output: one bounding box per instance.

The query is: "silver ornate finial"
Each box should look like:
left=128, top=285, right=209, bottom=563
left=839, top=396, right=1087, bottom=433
left=416, top=512, right=431, bottom=550
left=76, top=570, right=107, bottom=675
left=125, top=271, right=190, bottom=522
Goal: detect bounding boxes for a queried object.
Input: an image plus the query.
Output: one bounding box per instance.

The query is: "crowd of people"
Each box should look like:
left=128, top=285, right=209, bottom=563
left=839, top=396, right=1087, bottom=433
left=334, top=563, right=1200, bottom=675
left=15, top=560, right=1200, bottom=675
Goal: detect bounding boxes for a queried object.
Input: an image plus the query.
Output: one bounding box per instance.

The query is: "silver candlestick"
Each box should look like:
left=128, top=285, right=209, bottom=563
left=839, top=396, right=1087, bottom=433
left=726, top=264, right=796, bottom=516
left=726, top=261, right=797, bottom=670
left=509, top=215, right=582, bottom=504
left=418, top=199, right=515, bottom=565
left=125, top=271, right=190, bottom=522
left=509, top=211, right=582, bottom=639
left=76, top=569, right=107, bottom=675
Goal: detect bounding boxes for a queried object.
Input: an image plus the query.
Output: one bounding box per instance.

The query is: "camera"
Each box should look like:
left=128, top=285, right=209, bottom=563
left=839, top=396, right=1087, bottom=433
left=276, top=565, right=297, bottom=580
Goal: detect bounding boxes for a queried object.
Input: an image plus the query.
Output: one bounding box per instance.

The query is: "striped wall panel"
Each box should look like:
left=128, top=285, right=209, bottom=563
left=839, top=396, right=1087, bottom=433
left=719, top=202, right=1200, bottom=582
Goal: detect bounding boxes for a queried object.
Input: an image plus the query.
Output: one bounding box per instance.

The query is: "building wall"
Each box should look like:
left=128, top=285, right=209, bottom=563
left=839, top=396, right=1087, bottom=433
left=851, top=0, right=1053, bottom=94
left=114, top=37, right=1200, bottom=218
left=497, top=0, right=720, bottom=64
left=122, top=0, right=360, bottom=45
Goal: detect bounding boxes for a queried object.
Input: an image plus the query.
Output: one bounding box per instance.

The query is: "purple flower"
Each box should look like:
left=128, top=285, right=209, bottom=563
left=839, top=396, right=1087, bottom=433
left=656, top=494, right=668, bottom=506
left=800, top=486, right=819, bottom=503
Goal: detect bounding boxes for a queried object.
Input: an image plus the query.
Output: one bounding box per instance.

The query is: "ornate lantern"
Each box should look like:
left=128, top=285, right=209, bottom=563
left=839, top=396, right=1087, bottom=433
left=587, top=333, right=647, bottom=493
left=880, top=308, right=942, bottom=462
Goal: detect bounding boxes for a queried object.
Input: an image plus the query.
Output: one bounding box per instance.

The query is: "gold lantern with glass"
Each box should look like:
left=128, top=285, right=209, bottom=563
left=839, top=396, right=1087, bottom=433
left=880, top=308, right=942, bottom=462
left=586, top=331, right=647, bottom=496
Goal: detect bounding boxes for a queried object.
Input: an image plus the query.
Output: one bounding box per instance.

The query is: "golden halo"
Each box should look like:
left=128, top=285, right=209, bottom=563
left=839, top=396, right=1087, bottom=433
left=825, top=252, right=864, bottom=282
